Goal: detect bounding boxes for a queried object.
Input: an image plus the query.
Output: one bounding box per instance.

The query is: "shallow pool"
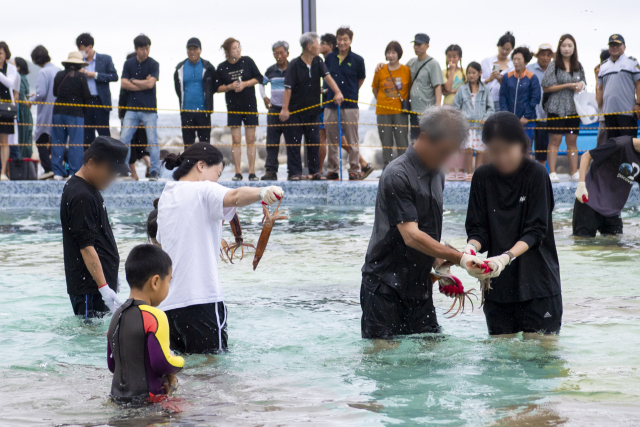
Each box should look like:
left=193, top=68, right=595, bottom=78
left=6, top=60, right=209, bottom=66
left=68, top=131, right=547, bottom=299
left=1, top=205, right=640, bottom=426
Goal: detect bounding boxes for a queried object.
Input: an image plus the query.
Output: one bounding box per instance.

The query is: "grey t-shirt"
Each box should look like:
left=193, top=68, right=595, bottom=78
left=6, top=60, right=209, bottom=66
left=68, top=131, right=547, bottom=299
left=541, top=62, right=586, bottom=116
left=586, top=136, right=640, bottom=216
left=597, top=54, right=640, bottom=116
left=407, top=56, right=444, bottom=114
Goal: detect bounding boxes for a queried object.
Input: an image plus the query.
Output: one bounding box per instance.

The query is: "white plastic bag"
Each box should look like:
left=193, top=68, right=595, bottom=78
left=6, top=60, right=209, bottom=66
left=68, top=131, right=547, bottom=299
left=573, top=90, right=599, bottom=125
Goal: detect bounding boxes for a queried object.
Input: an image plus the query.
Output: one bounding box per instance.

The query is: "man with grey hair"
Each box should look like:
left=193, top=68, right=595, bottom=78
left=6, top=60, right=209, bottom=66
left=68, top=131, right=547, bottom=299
left=259, top=40, right=290, bottom=180
left=361, top=106, right=486, bottom=339
left=280, top=32, right=343, bottom=180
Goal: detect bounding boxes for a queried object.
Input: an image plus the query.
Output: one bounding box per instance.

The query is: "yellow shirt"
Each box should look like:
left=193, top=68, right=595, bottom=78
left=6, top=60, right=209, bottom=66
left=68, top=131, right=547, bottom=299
left=442, top=68, right=465, bottom=105
left=372, top=64, right=411, bottom=115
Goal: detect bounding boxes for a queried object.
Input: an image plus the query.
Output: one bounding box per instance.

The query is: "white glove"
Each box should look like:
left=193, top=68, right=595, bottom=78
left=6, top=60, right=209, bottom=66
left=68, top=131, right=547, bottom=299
left=462, top=243, right=478, bottom=256
left=259, top=186, right=284, bottom=205
left=99, top=284, right=123, bottom=313
left=575, top=182, right=589, bottom=203
left=459, top=253, right=489, bottom=279
left=486, top=253, right=511, bottom=278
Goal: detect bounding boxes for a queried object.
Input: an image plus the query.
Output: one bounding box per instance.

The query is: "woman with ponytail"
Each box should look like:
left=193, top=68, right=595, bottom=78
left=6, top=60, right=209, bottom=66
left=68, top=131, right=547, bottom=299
left=156, top=142, right=283, bottom=354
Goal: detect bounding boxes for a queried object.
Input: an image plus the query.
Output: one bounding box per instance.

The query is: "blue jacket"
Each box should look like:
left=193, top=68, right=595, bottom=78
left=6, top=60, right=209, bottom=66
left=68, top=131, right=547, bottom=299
left=452, top=81, right=494, bottom=123
left=94, top=53, right=119, bottom=110
left=499, top=69, right=540, bottom=120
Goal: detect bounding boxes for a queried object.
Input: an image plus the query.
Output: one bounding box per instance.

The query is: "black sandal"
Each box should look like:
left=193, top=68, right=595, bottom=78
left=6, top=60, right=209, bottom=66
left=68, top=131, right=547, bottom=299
left=232, top=173, right=243, bottom=181
left=311, top=173, right=327, bottom=180
left=288, top=175, right=302, bottom=181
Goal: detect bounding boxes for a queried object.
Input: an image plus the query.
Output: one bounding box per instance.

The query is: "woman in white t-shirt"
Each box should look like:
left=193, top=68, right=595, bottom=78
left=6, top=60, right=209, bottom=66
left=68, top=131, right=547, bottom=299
left=156, top=142, right=283, bottom=354
left=481, top=32, right=515, bottom=111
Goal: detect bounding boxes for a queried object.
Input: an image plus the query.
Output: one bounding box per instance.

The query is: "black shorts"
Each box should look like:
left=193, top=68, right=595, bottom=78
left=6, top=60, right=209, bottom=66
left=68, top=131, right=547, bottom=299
left=547, top=113, right=580, bottom=135
left=165, top=301, right=228, bottom=354
left=69, top=293, right=109, bottom=319
left=483, top=294, right=562, bottom=335
left=572, top=200, right=623, bottom=237
left=360, top=284, right=440, bottom=339
left=227, top=112, right=259, bottom=127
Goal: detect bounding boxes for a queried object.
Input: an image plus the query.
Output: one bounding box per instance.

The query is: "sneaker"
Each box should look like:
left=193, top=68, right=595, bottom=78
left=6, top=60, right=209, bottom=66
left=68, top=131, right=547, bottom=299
left=53, top=175, right=64, bottom=181
left=570, top=172, right=580, bottom=182
left=261, top=172, right=278, bottom=181
left=248, top=173, right=259, bottom=181
left=38, top=171, right=54, bottom=180
left=549, top=172, right=560, bottom=183
left=149, top=171, right=159, bottom=181
left=326, top=172, right=340, bottom=180
left=232, top=173, right=243, bottom=181
left=360, top=163, right=374, bottom=180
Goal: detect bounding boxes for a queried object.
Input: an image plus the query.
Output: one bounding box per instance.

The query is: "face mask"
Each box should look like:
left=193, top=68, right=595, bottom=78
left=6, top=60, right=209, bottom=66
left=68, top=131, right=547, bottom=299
left=81, top=50, right=89, bottom=59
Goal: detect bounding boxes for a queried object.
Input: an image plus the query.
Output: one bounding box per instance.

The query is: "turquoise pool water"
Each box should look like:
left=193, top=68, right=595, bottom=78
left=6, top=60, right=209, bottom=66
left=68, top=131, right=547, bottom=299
left=1, top=205, right=640, bottom=426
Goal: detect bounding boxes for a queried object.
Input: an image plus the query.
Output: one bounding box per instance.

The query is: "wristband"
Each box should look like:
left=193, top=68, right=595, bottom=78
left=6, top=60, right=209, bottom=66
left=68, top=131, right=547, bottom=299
left=468, top=242, right=478, bottom=253
left=98, top=283, right=108, bottom=289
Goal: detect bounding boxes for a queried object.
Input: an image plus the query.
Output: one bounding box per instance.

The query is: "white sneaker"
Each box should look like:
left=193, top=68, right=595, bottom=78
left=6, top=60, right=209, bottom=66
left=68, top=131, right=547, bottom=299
left=53, top=175, right=64, bottom=181
left=570, top=172, right=580, bottom=182
left=0, top=174, right=8, bottom=181
left=549, top=172, right=560, bottom=183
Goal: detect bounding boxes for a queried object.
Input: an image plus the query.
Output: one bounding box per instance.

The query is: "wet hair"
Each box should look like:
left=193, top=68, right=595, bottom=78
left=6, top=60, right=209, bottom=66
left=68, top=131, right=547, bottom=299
left=31, top=45, right=51, bottom=66
left=336, top=26, right=354, bottom=40
left=0, top=42, right=11, bottom=61
left=125, top=244, right=172, bottom=290
left=511, top=46, right=533, bottom=64
left=147, top=198, right=159, bottom=241
left=419, top=105, right=469, bottom=144
left=221, top=37, right=239, bottom=56
left=133, top=34, right=151, bottom=49
left=385, top=41, right=403, bottom=60
left=272, top=40, right=289, bottom=52
left=76, top=33, right=94, bottom=48
left=320, top=33, right=337, bottom=49
left=466, top=61, right=482, bottom=81
left=300, top=32, right=318, bottom=50
left=555, top=34, right=580, bottom=74
left=14, top=57, right=29, bottom=75
left=482, top=111, right=529, bottom=153
left=445, top=44, right=466, bottom=82
left=163, top=142, right=225, bottom=181
left=600, top=49, right=611, bottom=64
left=497, top=32, right=515, bottom=48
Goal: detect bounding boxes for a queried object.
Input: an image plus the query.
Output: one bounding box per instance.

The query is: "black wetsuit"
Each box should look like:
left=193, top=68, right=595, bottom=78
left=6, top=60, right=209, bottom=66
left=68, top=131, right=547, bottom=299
left=466, top=159, right=562, bottom=335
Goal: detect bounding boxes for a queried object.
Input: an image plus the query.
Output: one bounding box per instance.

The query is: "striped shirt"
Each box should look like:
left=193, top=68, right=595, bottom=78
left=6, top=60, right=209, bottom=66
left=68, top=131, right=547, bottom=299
left=259, top=63, right=288, bottom=107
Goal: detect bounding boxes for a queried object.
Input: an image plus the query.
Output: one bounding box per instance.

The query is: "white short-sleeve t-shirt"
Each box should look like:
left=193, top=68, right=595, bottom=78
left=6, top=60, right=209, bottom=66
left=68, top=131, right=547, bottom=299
left=156, top=181, right=237, bottom=311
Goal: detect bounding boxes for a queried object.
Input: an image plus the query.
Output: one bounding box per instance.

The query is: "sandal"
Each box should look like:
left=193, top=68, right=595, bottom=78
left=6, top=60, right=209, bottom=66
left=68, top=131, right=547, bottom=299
left=288, top=175, right=302, bottom=181
left=326, top=172, right=340, bottom=180
left=248, top=173, right=259, bottom=181
left=456, top=172, right=466, bottom=181
left=360, top=163, right=374, bottom=180
left=232, top=173, right=243, bottom=181
left=311, top=173, right=327, bottom=180
left=349, top=172, right=361, bottom=181
left=465, top=173, right=473, bottom=182
left=446, top=172, right=456, bottom=181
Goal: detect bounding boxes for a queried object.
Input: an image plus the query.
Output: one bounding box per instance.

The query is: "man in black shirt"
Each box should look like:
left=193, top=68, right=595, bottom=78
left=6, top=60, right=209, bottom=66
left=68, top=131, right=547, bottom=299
left=61, top=136, right=129, bottom=318
left=280, top=32, right=344, bottom=180
left=361, top=106, right=486, bottom=339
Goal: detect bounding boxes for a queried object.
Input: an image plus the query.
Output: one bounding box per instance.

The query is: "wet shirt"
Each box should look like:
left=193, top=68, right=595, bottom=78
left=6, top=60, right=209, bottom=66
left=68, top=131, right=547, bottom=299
left=216, top=57, right=263, bottom=113
left=284, top=55, right=329, bottom=116
left=121, top=56, right=160, bottom=110
left=362, top=144, right=444, bottom=299
left=60, top=175, right=119, bottom=295
left=465, top=159, right=561, bottom=303
left=324, top=48, right=366, bottom=109
left=598, top=54, right=640, bottom=116
left=586, top=136, right=640, bottom=217
left=107, top=299, right=184, bottom=399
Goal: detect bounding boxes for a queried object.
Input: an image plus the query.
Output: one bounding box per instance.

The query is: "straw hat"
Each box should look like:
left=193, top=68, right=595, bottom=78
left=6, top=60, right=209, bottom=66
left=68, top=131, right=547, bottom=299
left=61, top=51, right=88, bottom=66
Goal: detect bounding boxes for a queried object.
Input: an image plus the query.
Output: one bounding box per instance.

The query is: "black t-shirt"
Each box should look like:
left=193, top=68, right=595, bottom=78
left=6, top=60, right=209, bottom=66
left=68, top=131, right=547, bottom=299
left=465, top=159, right=561, bottom=303
left=60, top=175, right=120, bottom=295
left=361, top=144, right=444, bottom=300
left=284, top=55, right=329, bottom=116
left=586, top=136, right=640, bottom=216
left=53, top=69, right=92, bottom=117
left=216, top=57, right=263, bottom=113
left=121, top=56, right=160, bottom=109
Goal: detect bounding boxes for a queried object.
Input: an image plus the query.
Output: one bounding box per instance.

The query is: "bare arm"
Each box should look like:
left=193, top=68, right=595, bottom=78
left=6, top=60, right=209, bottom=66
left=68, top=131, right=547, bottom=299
left=223, top=187, right=261, bottom=208
left=279, top=88, right=291, bottom=121
left=133, top=76, right=157, bottom=90
left=434, top=85, right=442, bottom=106
left=397, top=222, right=462, bottom=265
left=80, top=246, right=107, bottom=288
left=579, top=151, right=592, bottom=182
left=543, top=83, right=575, bottom=93
left=443, top=68, right=455, bottom=94
left=358, top=79, right=365, bottom=89
left=324, top=75, right=344, bottom=104
left=634, top=80, right=640, bottom=116
left=596, top=83, right=604, bottom=109
left=121, top=79, right=139, bottom=91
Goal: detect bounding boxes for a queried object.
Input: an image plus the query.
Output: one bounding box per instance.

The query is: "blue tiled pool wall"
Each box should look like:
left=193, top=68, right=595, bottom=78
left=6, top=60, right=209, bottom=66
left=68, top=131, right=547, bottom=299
left=0, top=181, right=638, bottom=209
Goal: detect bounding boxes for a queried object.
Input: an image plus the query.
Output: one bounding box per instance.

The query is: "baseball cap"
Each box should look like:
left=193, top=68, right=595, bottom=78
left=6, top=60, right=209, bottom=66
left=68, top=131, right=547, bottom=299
left=608, top=34, right=625, bottom=45
left=86, top=136, right=130, bottom=175
left=187, top=37, right=202, bottom=49
left=411, top=33, right=430, bottom=45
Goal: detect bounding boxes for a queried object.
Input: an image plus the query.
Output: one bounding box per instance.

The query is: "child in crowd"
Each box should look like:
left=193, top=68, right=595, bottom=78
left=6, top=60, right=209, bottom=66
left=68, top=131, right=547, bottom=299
left=107, top=244, right=184, bottom=401
left=443, top=45, right=467, bottom=180
left=452, top=62, right=495, bottom=180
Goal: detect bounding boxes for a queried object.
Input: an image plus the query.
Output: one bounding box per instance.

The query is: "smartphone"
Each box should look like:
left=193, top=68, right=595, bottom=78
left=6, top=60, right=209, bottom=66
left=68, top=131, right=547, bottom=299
left=493, top=64, right=500, bottom=73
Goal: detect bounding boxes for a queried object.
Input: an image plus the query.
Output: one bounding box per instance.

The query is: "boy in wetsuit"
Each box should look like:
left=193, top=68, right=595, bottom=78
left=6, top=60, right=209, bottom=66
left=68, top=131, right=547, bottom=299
left=107, top=244, right=184, bottom=401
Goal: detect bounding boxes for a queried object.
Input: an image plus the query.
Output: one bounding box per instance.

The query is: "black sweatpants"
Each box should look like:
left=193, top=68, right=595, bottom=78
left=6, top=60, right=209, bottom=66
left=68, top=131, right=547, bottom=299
left=409, top=112, right=421, bottom=140
left=483, top=294, right=563, bottom=335
left=572, top=200, right=623, bottom=237
left=181, top=112, right=212, bottom=145
left=533, top=121, right=550, bottom=162
left=83, top=96, right=111, bottom=149
left=604, top=114, right=638, bottom=139
left=265, top=106, right=286, bottom=173
left=284, top=113, right=320, bottom=177
left=165, top=301, right=228, bottom=354
left=69, top=293, right=109, bottom=319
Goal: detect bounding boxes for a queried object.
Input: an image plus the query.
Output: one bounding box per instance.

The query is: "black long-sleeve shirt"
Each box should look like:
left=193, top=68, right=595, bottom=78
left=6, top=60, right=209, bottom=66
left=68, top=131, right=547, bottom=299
left=53, top=69, right=92, bottom=117
left=465, top=159, right=561, bottom=303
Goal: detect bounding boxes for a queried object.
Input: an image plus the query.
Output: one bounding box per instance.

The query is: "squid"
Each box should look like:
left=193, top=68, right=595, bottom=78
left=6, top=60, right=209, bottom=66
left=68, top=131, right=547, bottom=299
left=220, top=214, right=255, bottom=264
left=252, top=198, right=288, bottom=270
left=431, top=271, right=478, bottom=318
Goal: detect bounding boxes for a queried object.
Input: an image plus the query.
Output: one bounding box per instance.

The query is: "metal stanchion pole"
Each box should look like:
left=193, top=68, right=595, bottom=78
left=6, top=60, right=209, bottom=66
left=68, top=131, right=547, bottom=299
left=338, top=105, right=343, bottom=181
